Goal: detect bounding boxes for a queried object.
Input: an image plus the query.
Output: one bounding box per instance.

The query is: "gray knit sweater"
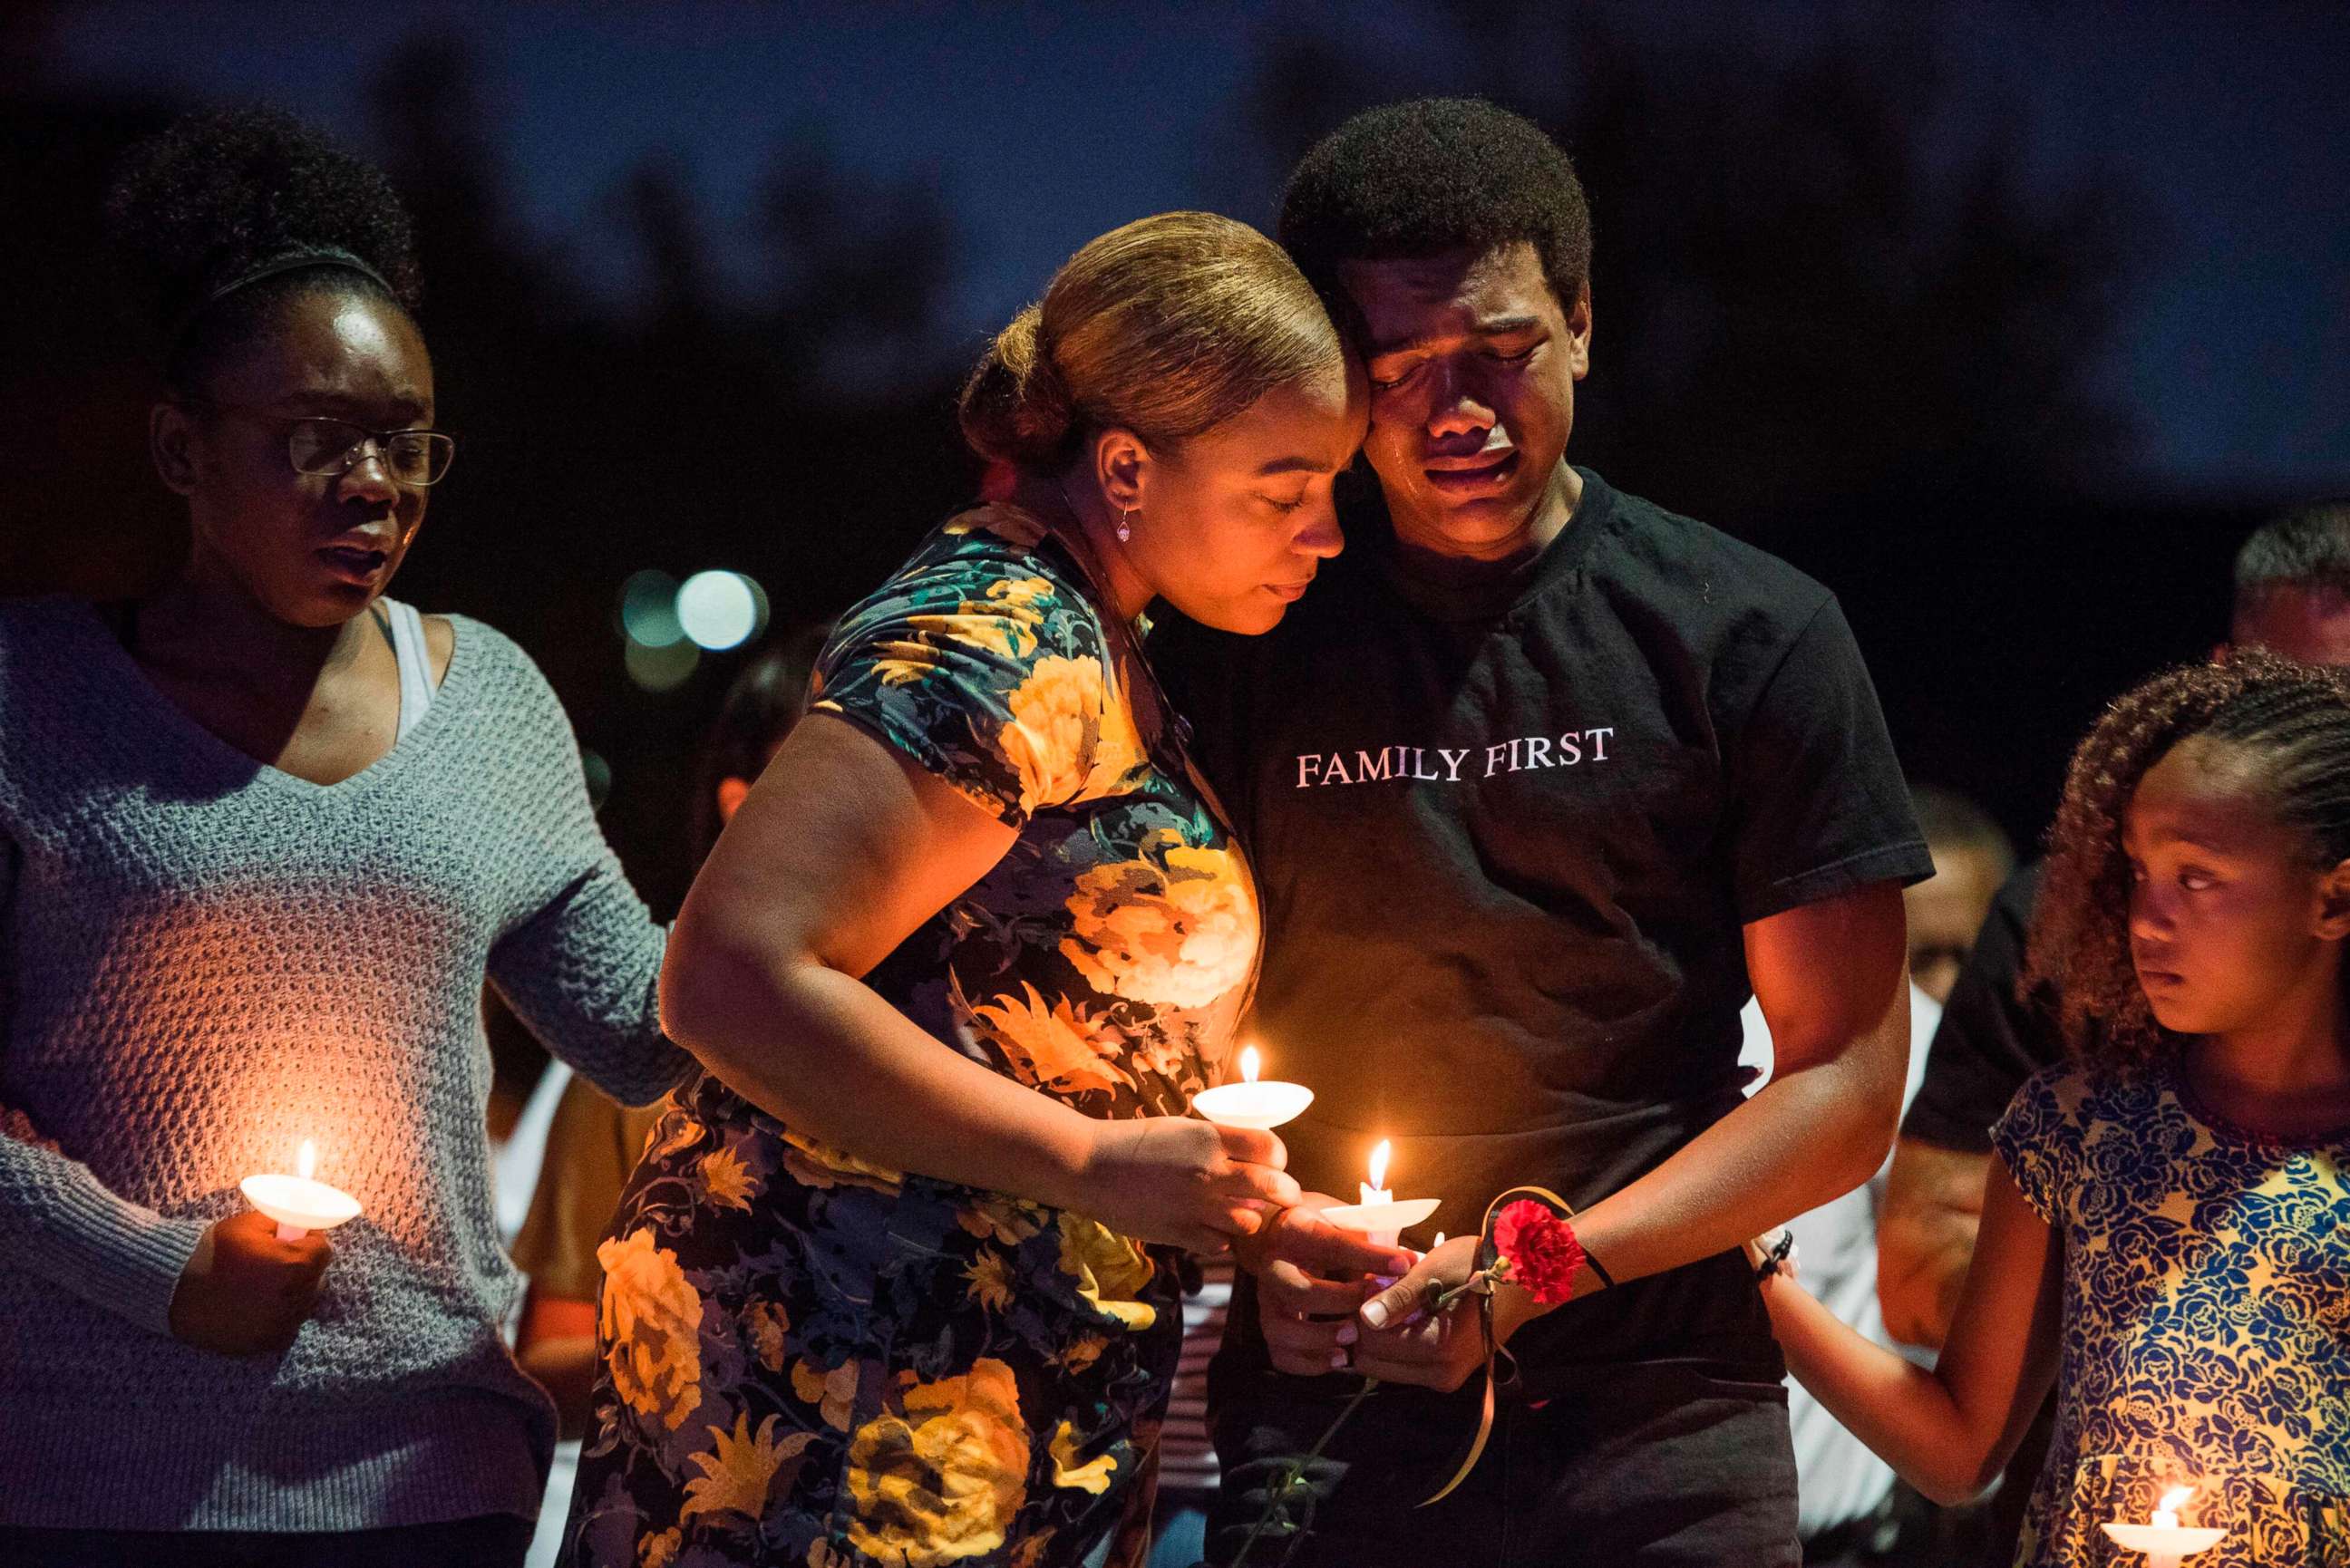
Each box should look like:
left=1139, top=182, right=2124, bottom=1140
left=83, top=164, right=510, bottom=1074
left=0, top=596, right=688, bottom=1532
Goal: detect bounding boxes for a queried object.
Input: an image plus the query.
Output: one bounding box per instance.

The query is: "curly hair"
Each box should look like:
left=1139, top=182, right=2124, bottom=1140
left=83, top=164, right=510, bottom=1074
left=1278, top=98, right=1592, bottom=324
left=102, top=106, right=423, bottom=391
left=2026, top=651, right=2350, bottom=1064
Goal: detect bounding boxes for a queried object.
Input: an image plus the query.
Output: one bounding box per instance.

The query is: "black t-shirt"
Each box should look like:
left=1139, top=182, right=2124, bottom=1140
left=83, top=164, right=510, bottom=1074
left=1161, top=467, right=1932, bottom=1373
left=1899, top=861, right=2057, bottom=1153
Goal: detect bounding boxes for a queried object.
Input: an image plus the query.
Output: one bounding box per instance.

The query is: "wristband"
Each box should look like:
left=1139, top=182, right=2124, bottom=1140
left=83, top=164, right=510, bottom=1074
left=1753, top=1228, right=1795, bottom=1282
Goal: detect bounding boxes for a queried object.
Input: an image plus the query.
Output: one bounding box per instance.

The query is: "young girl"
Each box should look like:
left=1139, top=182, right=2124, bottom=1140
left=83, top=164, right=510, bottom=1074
left=1758, top=652, right=2350, bottom=1566
left=0, top=111, right=684, bottom=1566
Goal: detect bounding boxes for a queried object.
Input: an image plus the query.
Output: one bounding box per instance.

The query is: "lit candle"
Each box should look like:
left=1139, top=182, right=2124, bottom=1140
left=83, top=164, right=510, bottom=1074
left=1318, top=1138, right=1441, bottom=1247
left=2099, top=1485, right=2228, bottom=1568
left=240, top=1138, right=363, bottom=1242
left=1362, top=1137, right=1393, bottom=1208
left=1191, top=1045, right=1314, bottom=1131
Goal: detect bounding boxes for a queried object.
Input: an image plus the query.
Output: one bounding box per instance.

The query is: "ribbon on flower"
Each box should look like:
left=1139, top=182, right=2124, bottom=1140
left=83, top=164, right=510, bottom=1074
left=1417, top=1184, right=1580, bottom=1507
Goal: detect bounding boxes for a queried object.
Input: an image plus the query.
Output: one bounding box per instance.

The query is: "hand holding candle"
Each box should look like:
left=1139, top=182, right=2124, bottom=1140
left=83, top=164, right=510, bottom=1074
left=241, top=1138, right=362, bottom=1242
left=1319, top=1138, right=1441, bottom=1248
left=2100, top=1485, right=2228, bottom=1568
left=1193, top=1045, right=1314, bottom=1131
left=169, top=1209, right=334, bottom=1357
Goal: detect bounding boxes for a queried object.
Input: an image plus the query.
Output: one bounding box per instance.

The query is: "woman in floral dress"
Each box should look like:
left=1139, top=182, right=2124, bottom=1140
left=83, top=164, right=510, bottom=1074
left=563, top=212, right=1364, bottom=1568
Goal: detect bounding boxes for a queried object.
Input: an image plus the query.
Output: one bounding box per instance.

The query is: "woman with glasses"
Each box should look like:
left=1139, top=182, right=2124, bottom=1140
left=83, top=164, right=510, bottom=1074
left=0, top=110, right=685, bottom=1568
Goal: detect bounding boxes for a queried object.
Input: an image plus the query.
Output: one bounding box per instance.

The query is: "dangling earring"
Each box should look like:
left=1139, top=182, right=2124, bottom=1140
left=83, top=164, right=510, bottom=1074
left=1117, top=508, right=1134, bottom=544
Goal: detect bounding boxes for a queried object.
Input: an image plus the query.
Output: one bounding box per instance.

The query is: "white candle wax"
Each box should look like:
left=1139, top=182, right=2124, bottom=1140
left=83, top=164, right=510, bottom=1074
left=2099, top=1486, right=2227, bottom=1568
left=240, top=1139, right=362, bottom=1242
left=1318, top=1139, right=1439, bottom=1246
left=1191, top=1046, right=1314, bottom=1130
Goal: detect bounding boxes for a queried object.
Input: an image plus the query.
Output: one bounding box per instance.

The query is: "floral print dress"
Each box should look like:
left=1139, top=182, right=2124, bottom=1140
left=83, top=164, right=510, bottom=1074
left=1993, top=1063, right=2350, bottom=1566
left=562, top=506, right=1260, bottom=1568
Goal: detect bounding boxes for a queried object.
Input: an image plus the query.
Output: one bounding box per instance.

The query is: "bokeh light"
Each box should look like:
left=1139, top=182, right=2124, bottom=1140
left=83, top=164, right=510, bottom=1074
left=618, top=569, right=685, bottom=648
left=624, top=635, right=700, bottom=692
left=581, top=747, right=614, bottom=811
left=676, top=570, right=767, bottom=651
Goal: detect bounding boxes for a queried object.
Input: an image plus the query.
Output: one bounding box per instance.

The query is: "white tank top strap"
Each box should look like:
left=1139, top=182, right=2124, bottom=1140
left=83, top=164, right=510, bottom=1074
left=381, top=597, right=437, bottom=743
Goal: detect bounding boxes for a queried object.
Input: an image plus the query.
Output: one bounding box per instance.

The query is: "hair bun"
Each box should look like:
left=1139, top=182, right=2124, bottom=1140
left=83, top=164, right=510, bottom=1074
left=957, top=303, right=1077, bottom=467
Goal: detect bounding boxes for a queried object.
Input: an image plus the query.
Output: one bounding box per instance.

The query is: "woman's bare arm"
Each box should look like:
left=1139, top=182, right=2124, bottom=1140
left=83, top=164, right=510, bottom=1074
left=662, top=711, right=1293, bottom=1251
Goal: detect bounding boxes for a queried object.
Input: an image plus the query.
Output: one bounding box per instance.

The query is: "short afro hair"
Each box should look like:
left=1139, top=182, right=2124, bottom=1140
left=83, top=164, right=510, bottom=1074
left=2232, top=499, right=2350, bottom=610
left=1909, top=781, right=2015, bottom=871
left=1279, top=98, right=1592, bottom=323
left=103, top=106, right=422, bottom=390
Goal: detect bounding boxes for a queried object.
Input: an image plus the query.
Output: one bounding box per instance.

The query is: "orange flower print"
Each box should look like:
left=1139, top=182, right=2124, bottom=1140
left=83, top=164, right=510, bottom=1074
left=778, top=1127, right=903, bottom=1195
left=700, top=1146, right=757, bottom=1211
left=1055, top=1213, right=1159, bottom=1331
left=743, top=1300, right=791, bottom=1373
left=999, top=654, right=1146, bottom=814
left=964, top=1248, right=1015, bottom=1313
left=844, top=1359, right=1031, bottom=1566
left=1047, top=1419, right=1118, bottom=1495
left=597, top=1228, right=704, bottom=1432
left=971, top=983, right=1132, bottom=1098
left=791, top=1357, right=860, bottom=1432
left=1050, top=1336, right=1107, bottom=1375
left=1062, top=832, right=1258, bottom=1011
left=681, top=1410, right=817, bottom=1524
left=955, top=1194, right=1049, bottom=1246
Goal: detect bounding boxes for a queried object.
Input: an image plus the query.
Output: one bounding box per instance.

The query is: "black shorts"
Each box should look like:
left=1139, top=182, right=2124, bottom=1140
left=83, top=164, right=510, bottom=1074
left=1207, top=1349, right=1799, bottom=1567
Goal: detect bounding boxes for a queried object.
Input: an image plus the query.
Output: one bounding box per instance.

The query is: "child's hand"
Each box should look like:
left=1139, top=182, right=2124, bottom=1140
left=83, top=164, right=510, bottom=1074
left=168, top=1209, right=332, bottom=1355
left=1743, top=1227, right=1800, bottom=1285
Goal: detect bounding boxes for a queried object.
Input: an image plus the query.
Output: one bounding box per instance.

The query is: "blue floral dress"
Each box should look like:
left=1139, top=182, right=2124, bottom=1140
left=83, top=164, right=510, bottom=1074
left=561, top=507, right=1260, bottom=1568
left=1993, top=1062, right=2350, bottom=1566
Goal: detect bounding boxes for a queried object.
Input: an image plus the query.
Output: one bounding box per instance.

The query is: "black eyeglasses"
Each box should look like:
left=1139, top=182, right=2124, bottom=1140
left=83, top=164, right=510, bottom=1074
left=192, top=402, right=457, bottom=488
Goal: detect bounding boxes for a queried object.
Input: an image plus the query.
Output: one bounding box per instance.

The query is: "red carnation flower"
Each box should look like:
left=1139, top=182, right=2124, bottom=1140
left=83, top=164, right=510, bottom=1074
left=1492, top=1198, right=1584, bottom=1305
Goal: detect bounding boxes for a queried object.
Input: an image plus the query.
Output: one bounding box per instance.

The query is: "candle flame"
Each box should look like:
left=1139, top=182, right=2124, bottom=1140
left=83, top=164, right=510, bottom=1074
left=2156, top=1486, right=2194, bottom=1516
left=1367, top=1138, right=1392, bottom=1193
left=1240, top=1045, right=1261, bottom=1085
left=297, top=1139, right=316, bottom=1181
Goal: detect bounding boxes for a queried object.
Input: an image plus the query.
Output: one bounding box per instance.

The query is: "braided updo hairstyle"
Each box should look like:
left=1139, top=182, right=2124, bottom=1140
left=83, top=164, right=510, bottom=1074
left=103, top=106, right=424, bottom=393
left=2026, top=651, right=2350, bottom=1064
left=957, top=211, right=1341, bottom=472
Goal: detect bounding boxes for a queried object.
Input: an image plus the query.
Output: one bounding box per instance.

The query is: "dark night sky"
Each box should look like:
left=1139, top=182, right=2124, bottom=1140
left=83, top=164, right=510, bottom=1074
left=41, top=0, right=2350, bottom=499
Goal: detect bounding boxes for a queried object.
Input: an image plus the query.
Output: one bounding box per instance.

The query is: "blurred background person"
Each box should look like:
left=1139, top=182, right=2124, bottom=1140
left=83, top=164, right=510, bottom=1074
left=510, top=625, right=825, bottom=1568
left=1878, top=497, right=2350, bottom=1564
left=0, top=109, right=684, bottom=1568
left=1737, top=781, right=2008, bottom=1564
left=1904, top=788, right=2017, bottom=1008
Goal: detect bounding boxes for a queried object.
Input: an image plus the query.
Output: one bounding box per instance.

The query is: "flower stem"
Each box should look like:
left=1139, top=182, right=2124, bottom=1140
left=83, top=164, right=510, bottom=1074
left=1224, top=1378, right=1380, bottom=1568
left=1427, top=1260, right=1507, bottom=1320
